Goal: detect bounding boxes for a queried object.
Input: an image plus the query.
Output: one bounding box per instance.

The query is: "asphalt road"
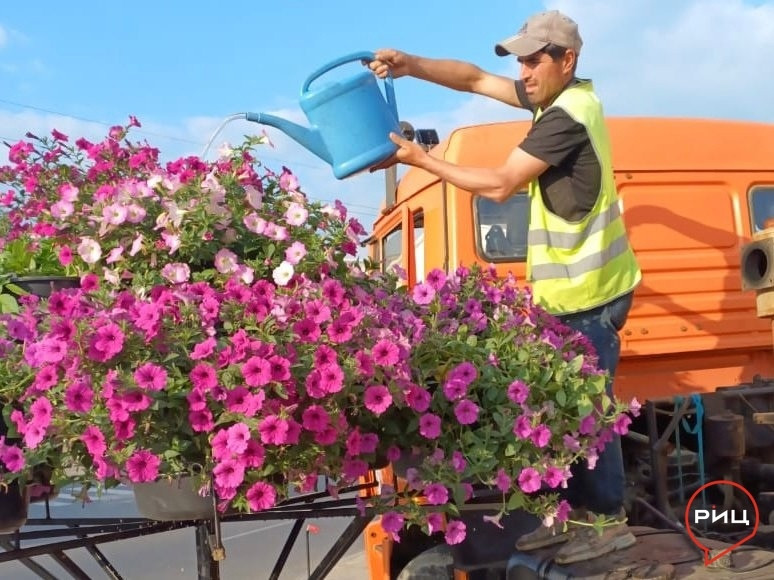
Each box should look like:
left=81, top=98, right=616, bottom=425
left=0, top=485, right=370, bottom=580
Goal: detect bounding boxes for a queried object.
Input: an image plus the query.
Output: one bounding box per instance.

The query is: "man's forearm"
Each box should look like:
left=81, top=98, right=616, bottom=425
left=406, top=55, right=485, bottom=93
left=417, top=156, right=518, bottom=202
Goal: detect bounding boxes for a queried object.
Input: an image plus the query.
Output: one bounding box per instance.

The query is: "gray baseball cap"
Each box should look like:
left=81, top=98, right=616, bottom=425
left=495, top=10, right=583, bottom=57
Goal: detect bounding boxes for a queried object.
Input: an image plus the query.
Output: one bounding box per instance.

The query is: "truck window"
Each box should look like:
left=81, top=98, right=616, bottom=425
left=750, top=187, right=774, bottom=232
left=382, top=225, right=402, bottom=274
left=413, top=212, right=425, bottom=283
left=475, top=195, right=529, bottom=261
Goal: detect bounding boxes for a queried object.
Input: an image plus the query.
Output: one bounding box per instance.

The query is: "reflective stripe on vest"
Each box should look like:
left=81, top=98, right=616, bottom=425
left=526, top=80, right=641, bottom=314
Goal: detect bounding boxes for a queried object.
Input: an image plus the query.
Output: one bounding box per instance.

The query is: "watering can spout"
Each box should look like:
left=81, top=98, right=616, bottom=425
left=245, top=112, right=332, bottom=164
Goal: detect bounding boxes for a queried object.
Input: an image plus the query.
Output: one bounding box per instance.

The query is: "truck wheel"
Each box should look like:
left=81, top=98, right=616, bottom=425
left=396, top=545, right=454, bottom=580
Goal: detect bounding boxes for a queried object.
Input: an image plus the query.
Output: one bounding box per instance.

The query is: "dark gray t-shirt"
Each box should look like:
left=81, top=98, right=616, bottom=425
left=515, top=79, right=601, bottom=222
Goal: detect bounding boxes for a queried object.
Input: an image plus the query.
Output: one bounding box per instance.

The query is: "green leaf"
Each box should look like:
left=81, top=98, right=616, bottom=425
left=507, top=492, right=525, bottom=511
left=577, top=395, right=593, bottom=417
left=555, top=389, right=567, bottom=407
left=0, top=294, right=19, bottom=314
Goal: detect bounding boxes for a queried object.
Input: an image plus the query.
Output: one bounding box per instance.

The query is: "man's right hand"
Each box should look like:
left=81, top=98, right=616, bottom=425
left=368, top=49, right=411, bottom=79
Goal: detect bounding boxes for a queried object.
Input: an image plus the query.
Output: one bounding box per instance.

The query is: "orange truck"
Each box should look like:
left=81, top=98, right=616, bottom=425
left=361, top=117, right=774, bottom=579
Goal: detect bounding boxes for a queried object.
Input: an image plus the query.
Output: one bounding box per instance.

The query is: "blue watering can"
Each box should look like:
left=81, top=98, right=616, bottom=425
left=245, top=51, right=400, bottom=179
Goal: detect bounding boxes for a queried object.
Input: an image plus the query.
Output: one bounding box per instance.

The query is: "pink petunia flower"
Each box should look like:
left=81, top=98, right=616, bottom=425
left=126, top=449, right=161, bottom=483
left=411, top=282, right=436, bottom=305
left=213, top=458, right=245, bottom=489
left=530, top=424, right=551, bottom=448
left=507, top=380, right=530, bottom=404
left=444, top=519, right=467, bottom=545
left=372, top=339, right=400, bottom=366
left=301, top=405, right=330, bottom=432
left=246, top=480, right=277, bottom=511
left=81, top=426, right=106, bottom=457
left=454, top=399, right=479, bottom=425
left=241, top=356, right=272, bottom=387
left=226, top=423, right=251, bottom=454
left=518, top=467, right=542, bottom=493
left=419, top=413, right=441, bottom=439
left=423, top=483, right=449, bottom=506
left=363, top=385, right=392, bottom=415
left=134, top=362, right=168, bottom=391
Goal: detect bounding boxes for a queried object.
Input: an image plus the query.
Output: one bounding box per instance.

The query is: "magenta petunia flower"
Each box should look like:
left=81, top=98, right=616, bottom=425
left=447, top=361, right=477, bottom=386
left=64, top=381, right=94, bottom=413
left=0, top=446, right=25, bottom=472
left=444, top=519, right=467, bottom=545
left=543, top=466, right=566, bottom=489
left=556, top=500, right=572, bottom=522
left=213, top=458, right=245, bottom=489
left=190, top=362, right=218, bottom=391
left=530, top=424, right=551, bottom=448
left=259, top=415, right=289, bottom=445
left=423, top=483, right=449, bottom=506
left=33, top=366, right=59, bottom=392
left=190, top=337, right=217, bottom=360
left=495, top=468, right=512, bottom=492
left=517, top=467, right=542, bottom=493
left=226, top=386, right=263, bottom=417
left=419, top=413, right=441, bottom=439
left=293, top=318, right=321, bottom=343
left=268, top=355, right=291, bottom=382
left=90, top=323, right=125, bottom=361
left=425, top=268, right=447, bottom=291
left=513, top=415, right=533, bottom=439
left=507, top=380, right=529, bottom=404
left=327, top=318, right=353, bottom=343
left=29, top=397, right=53, bottom=426
left=613, top=413, right=632, bottom=435
left=318, top=363, right=344, bottom=394
left=371, top=339, right=399, bottom=366
left=242, top=439, right=266, bottom=468
left=189, top=409, right=214, bottom=432
left=210, top=429, right=230, bottom=461
left=380, top=511, right=404, bottom=536
left=241, top=356, right=272, bottom=387
left=363, top=385, right=392, bottom=416
left=563, top=433, right=581, bottom=452
left=411, top=282, right=436, bottom=305
left=126, top=449, right=161, bottom=483
left=404, top=384, right=431, bottom=413
left=246, top=480, right=277, bottom=511
left=226, top=422, right=251, bottom=454
left=134, top=362, right=168, bottom=391
left=454, top=399, right=479, bottom=425
left=301, top=405, right=330, bottom=432
left=451, top=451, right=467, bottom=473
left=578, top=414, right=596, bottom=435
left=81, top=425, right=107, bottom=457
left=36, top=337, right=67, bottom=364
left=304, top=299, right=331, bottom=324
left=123, top=390, right=151, bottom=412
left=313, top=344, right=337, bottom=368
left=426, top=512, right=444, bottom=535
left=442, top=378, right=467, bottom=401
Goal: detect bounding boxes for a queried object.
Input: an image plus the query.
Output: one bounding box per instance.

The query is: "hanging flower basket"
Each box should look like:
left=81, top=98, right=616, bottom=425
left=0, top=480, right=28, bottom=534
left=8, top=276, right=81, bottom=299
left=133, top=476, right=213, bottom=521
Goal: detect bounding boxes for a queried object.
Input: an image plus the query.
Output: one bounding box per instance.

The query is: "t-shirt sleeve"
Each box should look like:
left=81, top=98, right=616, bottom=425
left=518, top=108, right=589, bottom=167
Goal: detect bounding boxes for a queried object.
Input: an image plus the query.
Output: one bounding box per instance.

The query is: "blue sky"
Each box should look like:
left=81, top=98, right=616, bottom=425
left=2, top=0, right=774, bottom=230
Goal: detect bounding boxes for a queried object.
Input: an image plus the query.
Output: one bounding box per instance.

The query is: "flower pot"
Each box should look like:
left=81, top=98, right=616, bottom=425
left=0, top=480, right=29, bottom=534
left=133, top=476, right=213, bottom=521
left=9, top=276, right=80, bottom=298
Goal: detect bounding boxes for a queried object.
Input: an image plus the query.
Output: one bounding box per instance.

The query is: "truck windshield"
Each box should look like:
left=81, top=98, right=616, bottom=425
left=475, top=195, right=529, bottom=261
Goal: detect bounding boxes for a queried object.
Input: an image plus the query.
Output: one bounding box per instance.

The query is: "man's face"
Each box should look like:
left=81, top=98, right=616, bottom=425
left=517, top=49, right=573, bottom=108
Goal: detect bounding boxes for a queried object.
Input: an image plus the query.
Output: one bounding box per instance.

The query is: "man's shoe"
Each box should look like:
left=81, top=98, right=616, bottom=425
left=554, top=512, right=636, bottom=564
left=515, top=509, right=585, bottom=551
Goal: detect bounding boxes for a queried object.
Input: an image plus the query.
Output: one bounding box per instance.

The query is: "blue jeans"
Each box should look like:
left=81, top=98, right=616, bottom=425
left=557, top=292, right=633, bottom=516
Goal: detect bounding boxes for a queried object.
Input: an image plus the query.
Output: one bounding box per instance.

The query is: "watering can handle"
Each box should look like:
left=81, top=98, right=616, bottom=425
left=301, top=51, right=399, bottom=123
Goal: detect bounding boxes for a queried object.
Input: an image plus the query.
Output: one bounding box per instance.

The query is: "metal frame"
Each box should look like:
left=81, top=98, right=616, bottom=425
left=0, top=482, right=377, bottom=580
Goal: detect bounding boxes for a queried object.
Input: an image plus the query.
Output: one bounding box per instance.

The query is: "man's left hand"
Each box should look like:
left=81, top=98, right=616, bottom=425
left=370, top=132, right=427, bottom=172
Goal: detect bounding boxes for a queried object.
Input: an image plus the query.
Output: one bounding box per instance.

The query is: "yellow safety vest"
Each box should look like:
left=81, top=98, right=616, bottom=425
left=527, top=81, right=641, bottom=315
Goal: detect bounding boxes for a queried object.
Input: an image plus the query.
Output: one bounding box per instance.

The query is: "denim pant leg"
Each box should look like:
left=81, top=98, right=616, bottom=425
left=557, top=292, right=633, bottom=515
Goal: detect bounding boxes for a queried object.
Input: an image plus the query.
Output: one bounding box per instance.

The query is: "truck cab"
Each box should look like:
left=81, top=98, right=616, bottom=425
left=364, top=117, right=774, bottom=579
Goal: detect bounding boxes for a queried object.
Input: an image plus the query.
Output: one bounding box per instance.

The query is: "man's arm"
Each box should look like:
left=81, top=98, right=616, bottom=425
left=369, top=49, right=527, bottom=109
left=379, top=132, right=549, bottom=202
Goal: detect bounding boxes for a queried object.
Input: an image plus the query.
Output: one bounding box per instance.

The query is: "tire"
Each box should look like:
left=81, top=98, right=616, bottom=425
left=396, top=545, right=454, bottom=580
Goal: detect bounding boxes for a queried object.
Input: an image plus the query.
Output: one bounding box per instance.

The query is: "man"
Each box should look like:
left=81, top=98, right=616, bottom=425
left=369, top=10, right=642, bottom=565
